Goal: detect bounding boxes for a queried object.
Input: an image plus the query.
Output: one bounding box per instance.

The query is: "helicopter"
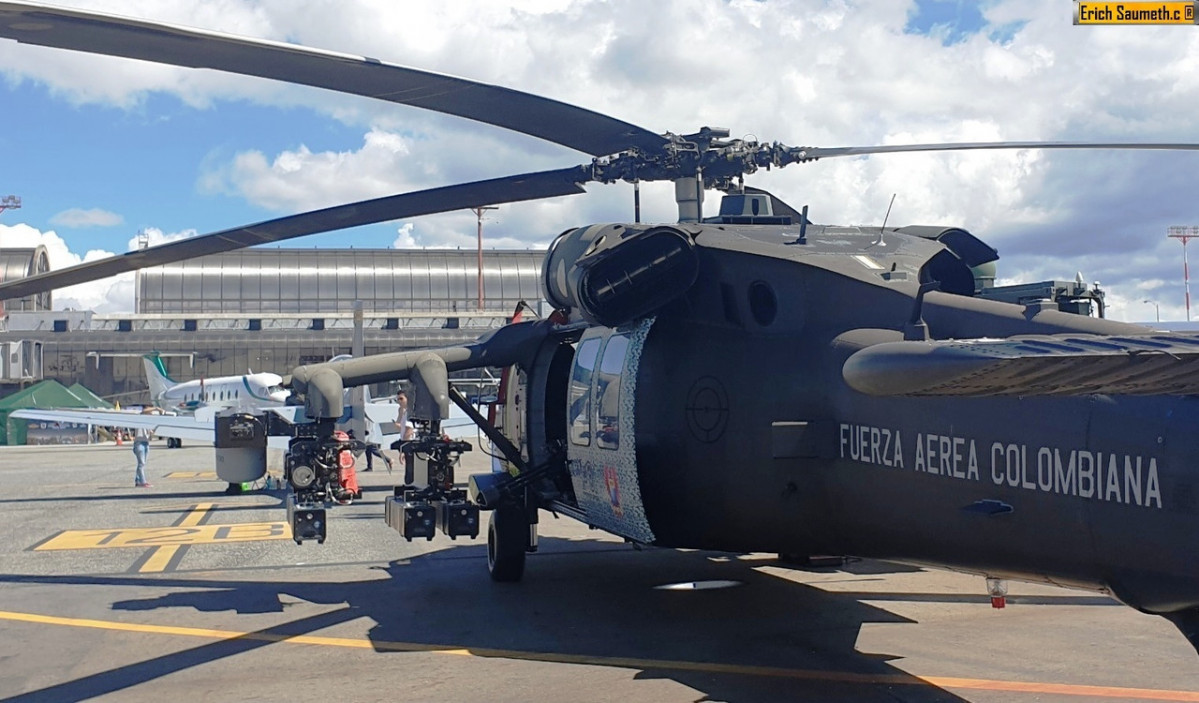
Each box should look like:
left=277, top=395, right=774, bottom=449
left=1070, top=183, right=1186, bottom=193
left=3, top=1, right=1199, bottom=656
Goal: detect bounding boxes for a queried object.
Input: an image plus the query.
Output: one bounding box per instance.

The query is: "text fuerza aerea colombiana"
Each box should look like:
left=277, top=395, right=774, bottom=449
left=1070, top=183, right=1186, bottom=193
left=838, top=423, right=1162, bottom=509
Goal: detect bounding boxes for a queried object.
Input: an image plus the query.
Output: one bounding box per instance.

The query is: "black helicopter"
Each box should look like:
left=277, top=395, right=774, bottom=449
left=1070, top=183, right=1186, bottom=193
left=3, top=1, right=1199, bottom=656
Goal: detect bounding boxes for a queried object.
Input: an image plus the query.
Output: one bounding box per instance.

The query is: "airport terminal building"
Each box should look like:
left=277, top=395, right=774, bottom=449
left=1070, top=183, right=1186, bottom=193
left=0, top=247, right=546, bottom=400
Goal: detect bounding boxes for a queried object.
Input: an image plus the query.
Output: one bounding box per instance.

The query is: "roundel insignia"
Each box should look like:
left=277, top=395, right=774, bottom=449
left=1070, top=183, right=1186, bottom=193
left=685, top=376, right=730, bottom=443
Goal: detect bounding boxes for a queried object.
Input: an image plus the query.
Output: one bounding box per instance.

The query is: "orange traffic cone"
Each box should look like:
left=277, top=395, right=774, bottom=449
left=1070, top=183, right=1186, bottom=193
left=115, top=430, right=123, bottom=446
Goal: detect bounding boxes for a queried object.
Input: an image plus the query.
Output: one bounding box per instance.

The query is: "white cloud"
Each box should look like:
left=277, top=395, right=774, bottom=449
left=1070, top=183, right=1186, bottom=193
left=0, top=223, right=198, bottom=313
left=0, top=222, right=127, bottom=311
left=200, top=129, right=415, bottom=211
left=392, top=223, right=416, bottom=248
left=127, top=226, right=197, bottom=250
left=3, top=0, right=1199, bottom=320
left=48, top=208, right=124, bottom=228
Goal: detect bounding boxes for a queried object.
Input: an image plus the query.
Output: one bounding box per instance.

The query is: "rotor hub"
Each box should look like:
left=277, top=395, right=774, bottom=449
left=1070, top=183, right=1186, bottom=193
left=589, top=131, right=819, bottom=192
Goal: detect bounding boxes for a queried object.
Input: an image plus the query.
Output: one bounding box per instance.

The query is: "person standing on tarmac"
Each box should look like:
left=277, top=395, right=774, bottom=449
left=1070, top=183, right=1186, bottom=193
left=133, top=407, right=163, bottom=488
left=133, top=425, right=152, bottom=487
left=395, top=390, right=417, bottom=484
left=396, top=390, right=415, bottom=441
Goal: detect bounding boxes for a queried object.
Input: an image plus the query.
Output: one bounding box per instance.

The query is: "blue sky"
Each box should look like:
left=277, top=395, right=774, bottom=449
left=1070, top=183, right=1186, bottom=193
left=2, top=0, right=1199, bottom=320
left=2, top=82, right=391, bottom=250
left=906, top=0, right=987, bottom=43
left=903, top=0, right=1028, bottom=45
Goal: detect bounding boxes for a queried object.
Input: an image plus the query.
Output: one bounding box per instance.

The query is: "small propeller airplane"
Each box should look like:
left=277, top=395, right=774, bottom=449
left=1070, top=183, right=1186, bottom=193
left=2, top=1, right=1199, bottom=656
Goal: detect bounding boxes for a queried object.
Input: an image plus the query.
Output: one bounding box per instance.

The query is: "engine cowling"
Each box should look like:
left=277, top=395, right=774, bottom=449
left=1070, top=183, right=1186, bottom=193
left=542, top=224, right=699, bottom=328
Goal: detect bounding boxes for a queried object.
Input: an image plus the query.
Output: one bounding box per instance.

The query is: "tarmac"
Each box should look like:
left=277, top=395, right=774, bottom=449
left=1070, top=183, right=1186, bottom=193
left=0, top=441, right=1197, bottom=702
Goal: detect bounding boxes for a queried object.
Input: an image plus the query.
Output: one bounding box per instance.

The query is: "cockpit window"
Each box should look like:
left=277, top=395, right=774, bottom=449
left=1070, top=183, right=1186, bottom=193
left=569, top=338, right=601, bottom=446
left=595, top=334, right=629, bottom=450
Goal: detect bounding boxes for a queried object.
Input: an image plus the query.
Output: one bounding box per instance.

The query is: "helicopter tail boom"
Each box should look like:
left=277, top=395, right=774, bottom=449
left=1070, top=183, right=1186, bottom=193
left=843, top=332, right=1199, bottom=397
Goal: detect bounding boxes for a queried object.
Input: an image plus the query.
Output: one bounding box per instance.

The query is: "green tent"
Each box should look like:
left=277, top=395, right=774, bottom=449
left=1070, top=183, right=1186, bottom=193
left=67, top=383, right=112, bottom=410
left=0, top=380, right=111, bottom=445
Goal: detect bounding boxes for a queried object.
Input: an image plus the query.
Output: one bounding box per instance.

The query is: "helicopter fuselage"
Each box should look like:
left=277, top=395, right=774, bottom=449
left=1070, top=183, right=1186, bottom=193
left=551, top=222, right=1199, bottom=620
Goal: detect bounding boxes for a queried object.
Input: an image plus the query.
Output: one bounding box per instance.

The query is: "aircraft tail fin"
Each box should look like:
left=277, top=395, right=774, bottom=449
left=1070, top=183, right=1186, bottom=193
left=142, top=353, right=175, bottom=401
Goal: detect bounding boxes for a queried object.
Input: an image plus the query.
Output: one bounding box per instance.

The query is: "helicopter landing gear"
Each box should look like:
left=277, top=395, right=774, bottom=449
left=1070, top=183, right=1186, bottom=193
left=487, top=503, right=529, bottom=582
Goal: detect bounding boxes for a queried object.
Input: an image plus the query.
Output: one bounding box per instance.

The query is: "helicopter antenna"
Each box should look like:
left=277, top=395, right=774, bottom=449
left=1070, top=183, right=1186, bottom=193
left=904, top=281, right=940, bottom=341
left=633, top=179, right=641, bottom=223
left=873, top=194, right=897, bottom=247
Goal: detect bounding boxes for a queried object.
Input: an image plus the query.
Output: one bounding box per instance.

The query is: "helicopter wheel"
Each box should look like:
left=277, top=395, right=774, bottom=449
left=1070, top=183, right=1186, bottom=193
left=487, top=504, right=528, bottom=582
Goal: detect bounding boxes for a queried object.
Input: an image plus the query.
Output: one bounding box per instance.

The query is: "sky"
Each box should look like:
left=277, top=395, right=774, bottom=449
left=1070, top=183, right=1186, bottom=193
left=1, top=0, right=1198, bottom=320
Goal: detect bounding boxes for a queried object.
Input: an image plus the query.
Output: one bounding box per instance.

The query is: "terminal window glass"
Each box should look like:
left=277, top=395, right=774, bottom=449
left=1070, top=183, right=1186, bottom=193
left=569, top=338, right=601, bottom=446
left=595, top=334, right=629, bottom=451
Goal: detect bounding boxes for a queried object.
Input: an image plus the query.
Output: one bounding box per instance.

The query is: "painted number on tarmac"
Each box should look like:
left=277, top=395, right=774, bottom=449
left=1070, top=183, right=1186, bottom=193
left=36, top=523, right=292, bottom=550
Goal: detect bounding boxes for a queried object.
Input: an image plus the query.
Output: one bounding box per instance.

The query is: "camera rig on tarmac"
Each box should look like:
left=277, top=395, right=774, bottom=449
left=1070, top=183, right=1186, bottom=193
left=384, top=421, right=479, bottom=542
left=284, top=422, right=369, bottom=544
left=281, top=349, right=562, bottom=585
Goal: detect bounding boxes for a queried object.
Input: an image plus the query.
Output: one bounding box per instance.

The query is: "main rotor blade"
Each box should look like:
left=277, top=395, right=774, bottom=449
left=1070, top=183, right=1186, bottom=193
left=0, top=166, right=588, bottom=301
left=798, top=141, right=1199, bottom=160
left=0, top=1, right=666, bottom=157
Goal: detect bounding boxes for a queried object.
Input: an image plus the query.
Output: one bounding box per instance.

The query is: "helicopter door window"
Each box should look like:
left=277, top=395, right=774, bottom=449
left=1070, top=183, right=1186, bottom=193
left=595, top=333, right=630, bottom=450
left=569, top=337, right=601, bottom=446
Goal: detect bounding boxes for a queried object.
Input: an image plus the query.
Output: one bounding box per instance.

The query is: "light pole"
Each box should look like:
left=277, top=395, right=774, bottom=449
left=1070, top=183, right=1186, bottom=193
left=1168, top=226, right=1199, bottom=322
left=471, top=206, right=498, bottom=311
left=1143, top=299, right=1160, bottom=322
left=0, top=196, right=19, bottom=319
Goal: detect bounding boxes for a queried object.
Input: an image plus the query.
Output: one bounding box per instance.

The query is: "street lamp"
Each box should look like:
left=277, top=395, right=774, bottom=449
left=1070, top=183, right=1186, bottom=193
left=1168, top=226, right=1199, bottom=322
left=1143, top=299, right=1160, bottom=322
left=471, top=206, right=498, bottom=311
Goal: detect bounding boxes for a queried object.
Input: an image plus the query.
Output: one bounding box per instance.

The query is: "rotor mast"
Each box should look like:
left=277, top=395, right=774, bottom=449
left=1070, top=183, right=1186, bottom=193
left=589, top=127, right=819, bottom=223
left=674, top=177, right=704, bottom=223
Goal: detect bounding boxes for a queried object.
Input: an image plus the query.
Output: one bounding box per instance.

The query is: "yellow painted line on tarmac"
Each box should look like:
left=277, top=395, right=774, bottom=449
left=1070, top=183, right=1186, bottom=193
left=31, top=502, right=291, bottom=572
left=138, top=502, right=212, bottom=573
left=165, top=472, right=217, bottom=479
left=36, top=522, right=291, bottom=551
left=0, top=609, right=1195, bottom=700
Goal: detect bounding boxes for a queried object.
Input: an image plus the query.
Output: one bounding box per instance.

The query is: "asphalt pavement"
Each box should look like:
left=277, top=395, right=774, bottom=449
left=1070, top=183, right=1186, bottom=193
left=0, top=442, right=1197, bottom=702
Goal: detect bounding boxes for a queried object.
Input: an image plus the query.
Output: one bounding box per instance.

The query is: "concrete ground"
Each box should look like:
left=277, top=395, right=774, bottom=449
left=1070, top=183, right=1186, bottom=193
left=0, top=442, right=1196, bottom=702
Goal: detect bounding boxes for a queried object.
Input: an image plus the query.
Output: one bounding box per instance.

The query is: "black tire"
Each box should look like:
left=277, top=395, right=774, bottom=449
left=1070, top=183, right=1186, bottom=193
left=487, top=505, right=528, bottom=582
